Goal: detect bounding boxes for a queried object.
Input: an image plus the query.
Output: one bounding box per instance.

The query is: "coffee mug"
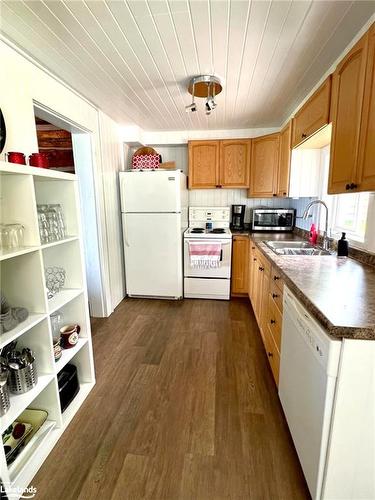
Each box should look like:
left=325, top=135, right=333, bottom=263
left=60, top=324, right=80, bottom=349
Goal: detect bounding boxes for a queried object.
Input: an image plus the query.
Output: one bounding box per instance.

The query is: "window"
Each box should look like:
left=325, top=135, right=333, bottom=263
left=318, top=146, right=371, bottom=246
left=331, top=192, right=370, bottom=242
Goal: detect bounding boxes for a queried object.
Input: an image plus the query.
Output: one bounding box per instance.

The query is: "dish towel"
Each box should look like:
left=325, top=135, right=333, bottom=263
left=188, top=241, right=222, bottom=269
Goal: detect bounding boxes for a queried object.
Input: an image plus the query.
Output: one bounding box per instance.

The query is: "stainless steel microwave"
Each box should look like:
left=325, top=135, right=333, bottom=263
left=251, top=209, right=296, bottom=232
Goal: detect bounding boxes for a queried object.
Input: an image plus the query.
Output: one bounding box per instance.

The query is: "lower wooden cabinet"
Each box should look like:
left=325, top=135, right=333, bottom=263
left=248, top=243, right=284, bottom=386
left=263, top=327, right=280, bottom=386
left=231, top=235, right=249, bottom=295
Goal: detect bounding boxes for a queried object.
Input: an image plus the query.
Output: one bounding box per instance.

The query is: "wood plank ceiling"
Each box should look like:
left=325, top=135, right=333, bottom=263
left=1, top=1, right=374, bottom=131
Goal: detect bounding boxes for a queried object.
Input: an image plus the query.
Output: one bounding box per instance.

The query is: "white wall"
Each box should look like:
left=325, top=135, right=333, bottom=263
left=0, top=39, right=125, bottom=316
left=98, top=111, right=125, bottom=310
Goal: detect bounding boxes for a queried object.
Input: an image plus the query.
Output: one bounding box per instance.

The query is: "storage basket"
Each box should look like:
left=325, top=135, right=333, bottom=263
left=58, top=363, right=80, bottom=413
left=131, top=153, right=160, bottom=170
left=0, top=382, right=10, bottom=416
left=8, top=361, right=38, bottom=394
left=131, top=146, right=160, bottom=170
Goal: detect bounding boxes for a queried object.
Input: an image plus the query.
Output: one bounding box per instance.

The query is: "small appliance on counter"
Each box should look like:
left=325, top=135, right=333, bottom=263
left=251, top=208, right=295, bottom=232
left=231, top=205, right=245, bottom=230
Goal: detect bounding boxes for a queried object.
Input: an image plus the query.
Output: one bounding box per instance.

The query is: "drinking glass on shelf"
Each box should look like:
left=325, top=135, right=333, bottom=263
left=7, top=224, right=25, bottom=248
left=50, top=310, right=63, bottom=337
left=50, top=204, right=66, bottom=240
left=38, top=211, right=49, bottom=244
left=37, top=204, right=66, bottom=243
left=37, top=205, right=50, bottom=244
left=0, top=223, right=25, bottom=249
left=0, top=224, right=9, bottom=250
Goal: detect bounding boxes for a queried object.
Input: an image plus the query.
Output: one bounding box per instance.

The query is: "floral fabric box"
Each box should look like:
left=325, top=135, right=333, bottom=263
left=131, top=154, right=160, bottom=170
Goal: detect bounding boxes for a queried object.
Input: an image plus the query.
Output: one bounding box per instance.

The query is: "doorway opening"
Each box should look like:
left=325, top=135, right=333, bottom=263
left=33, top=103, right=106, bottom=317
left=34, top=117, right=75, bottom=173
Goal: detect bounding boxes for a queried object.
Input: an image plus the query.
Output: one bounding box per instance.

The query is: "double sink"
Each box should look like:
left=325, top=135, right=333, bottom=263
left=263, top=240, right=332, bottom=256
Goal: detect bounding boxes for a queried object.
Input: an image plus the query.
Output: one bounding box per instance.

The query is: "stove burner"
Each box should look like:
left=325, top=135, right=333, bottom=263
left=191, top=228, right=204, bottom=233
left=210, top=228, right=225, bottom=233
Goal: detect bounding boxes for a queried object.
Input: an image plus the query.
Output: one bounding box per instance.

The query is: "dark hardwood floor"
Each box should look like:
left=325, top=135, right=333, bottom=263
left=33, top=297, right=309, bottom=499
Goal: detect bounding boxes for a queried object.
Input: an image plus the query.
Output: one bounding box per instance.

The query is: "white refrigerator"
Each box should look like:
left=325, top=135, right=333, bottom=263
left=119, top=170, right=188, bottom=299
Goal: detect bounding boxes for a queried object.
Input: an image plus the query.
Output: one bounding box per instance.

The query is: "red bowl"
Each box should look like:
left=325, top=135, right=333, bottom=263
left=29, top=153, right=49, bottom=168
left=6, top=152, right=26, bottom=165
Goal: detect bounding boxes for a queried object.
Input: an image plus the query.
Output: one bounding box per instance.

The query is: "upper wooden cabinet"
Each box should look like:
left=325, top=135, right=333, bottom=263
left=291, top=76, right=331, bottom=148
left=188, top=140, right=220, bottom=189
left=219, top=140, right=251, bottom=188
left=248, top=133, right=280, bottom=198
left=357, top=24, right=375, bottom=192
left=328, top=32, right=370, bottom=194
left=277, top=122, right=292, bottom=197
left=188, top=139, right=251, bottom=189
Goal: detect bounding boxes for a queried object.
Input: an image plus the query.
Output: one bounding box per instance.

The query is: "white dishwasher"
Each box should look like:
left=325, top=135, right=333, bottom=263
left=279, top=287, right=342, bottom=500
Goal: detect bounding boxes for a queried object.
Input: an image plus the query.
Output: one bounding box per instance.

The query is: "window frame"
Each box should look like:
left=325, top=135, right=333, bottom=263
left=330, top=192, right=370, bottom=244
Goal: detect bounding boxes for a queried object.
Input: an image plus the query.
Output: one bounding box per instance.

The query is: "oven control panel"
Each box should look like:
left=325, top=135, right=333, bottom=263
left=189, top=207, right=230, bottom=223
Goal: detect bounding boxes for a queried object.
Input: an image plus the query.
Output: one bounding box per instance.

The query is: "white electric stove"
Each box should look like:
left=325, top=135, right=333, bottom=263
left=183, top=207, right=232, bottom=300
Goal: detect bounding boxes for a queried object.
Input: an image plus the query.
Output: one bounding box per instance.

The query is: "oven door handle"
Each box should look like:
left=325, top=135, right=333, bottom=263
left=185, top=239, right=231, bottom=245
left=220, top=249, right=223, bottom=261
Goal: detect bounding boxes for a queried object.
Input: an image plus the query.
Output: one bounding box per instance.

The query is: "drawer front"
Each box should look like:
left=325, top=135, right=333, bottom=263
left=270, top=280, right=283, bottom=312
left=268, top=295, right=282, bottom=352
left=263, top=326, right=280, bottom=386
left=271, top=266, right=284, bottom=292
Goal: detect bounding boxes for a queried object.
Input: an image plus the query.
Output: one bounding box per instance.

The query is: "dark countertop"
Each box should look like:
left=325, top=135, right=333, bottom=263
left=246, top=232, right=375, bottom=340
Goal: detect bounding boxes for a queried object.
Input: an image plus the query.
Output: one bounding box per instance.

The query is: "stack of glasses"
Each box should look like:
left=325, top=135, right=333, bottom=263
left=37, top=204, right=66, bottom=244
left=0, top=294, right=29, bottom=335
left=0, top=224, right=24, bottom=250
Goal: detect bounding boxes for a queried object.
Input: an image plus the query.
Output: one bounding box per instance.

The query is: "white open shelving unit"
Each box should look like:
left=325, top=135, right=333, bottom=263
left=0, top=161, right=95, bottom=497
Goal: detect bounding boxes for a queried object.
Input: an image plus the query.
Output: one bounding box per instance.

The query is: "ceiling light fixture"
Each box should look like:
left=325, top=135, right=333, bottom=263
left=185, top=75, right=222, bottom=115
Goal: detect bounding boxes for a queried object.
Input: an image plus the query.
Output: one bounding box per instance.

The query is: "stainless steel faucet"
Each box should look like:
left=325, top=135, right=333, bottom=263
left=302, top=200, right=330, bottom=251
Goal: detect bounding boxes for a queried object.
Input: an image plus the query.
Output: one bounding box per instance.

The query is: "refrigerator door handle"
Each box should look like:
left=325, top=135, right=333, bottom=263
left=122, top=211, right=130, bottom=247
left=121, top=184, right=130, bottom=247
left=124, top=223, right=130, bottom=247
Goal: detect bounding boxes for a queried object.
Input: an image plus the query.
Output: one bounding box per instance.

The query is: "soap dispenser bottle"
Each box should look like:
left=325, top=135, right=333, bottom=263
left=337, top=232, right=349, bottom=257
left=309, top=224, right=318, bottom=245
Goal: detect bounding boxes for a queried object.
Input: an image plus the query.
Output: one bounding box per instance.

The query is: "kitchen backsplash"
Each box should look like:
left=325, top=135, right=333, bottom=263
left=291, top=196, right=319, bottom=231
left=189, top=188, right=316, bottom=227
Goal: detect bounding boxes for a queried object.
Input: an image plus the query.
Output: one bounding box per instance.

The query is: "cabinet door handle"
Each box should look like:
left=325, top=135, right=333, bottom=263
left=302, top=133, right=307, bottom=138
left=283, top=192, right=287, bottom=196
left=268, top=352, right=273, bottom=358
left=259, top=266, right=264, bottom=271
left=350, top=183, right=358, bottom=189
left=273, top=276, right=280, bottom=281
left=253, top=258, right=257, bottom=262
left=272, top=293, right=279, bottom=299
left=270, top=319, right=276, bottom=324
